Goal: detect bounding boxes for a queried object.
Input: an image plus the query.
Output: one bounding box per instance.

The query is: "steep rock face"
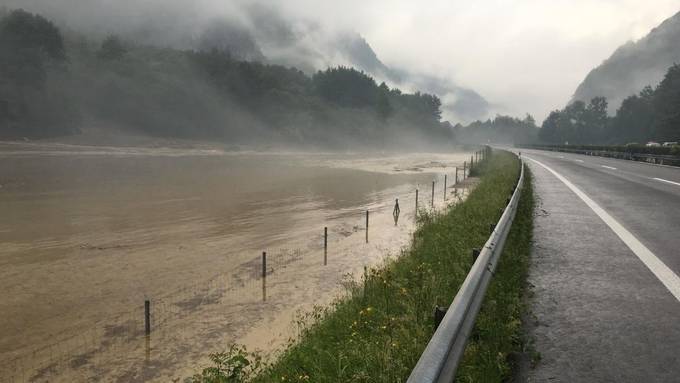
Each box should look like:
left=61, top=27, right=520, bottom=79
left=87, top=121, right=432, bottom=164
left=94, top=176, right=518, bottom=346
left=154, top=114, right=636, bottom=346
left=572, top=10, right=680, bottom=113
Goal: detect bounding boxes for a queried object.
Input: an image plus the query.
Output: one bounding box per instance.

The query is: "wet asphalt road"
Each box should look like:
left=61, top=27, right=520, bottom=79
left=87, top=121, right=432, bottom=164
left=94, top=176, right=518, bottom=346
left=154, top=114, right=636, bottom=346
left=518, top=149, right=680, bottom=382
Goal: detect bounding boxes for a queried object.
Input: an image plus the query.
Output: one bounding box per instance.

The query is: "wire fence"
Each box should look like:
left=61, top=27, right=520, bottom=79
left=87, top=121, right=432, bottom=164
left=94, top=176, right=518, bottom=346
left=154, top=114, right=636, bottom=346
left=0, top=158, right=483, bottom=382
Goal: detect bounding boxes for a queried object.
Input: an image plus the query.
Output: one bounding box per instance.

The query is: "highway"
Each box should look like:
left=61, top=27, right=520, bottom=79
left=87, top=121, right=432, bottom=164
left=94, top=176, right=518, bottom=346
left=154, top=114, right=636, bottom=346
left=517, top=148, right=680, bottom=382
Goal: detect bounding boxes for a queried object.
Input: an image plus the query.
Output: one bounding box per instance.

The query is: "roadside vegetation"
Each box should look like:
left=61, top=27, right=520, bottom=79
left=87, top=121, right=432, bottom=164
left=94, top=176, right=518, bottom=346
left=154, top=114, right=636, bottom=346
left=188, top=150, right=535, bottom=382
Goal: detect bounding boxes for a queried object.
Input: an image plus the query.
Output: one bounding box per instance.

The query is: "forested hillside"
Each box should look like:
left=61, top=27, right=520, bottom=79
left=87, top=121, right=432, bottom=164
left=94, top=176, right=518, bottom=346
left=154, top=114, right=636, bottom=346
left=539, top=64, right=680, bottom=145
left=572, top=10, right=680, bottom=113
left=0, top=9, right=452, bottom=149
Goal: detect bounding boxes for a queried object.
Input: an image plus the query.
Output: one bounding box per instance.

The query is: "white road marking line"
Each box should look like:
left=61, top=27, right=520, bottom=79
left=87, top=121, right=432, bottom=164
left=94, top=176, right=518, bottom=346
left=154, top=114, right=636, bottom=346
left=574, top=159, right=584, bottom=163
left=601, top=165, right=617, bottom=170
left=527, top=156, right=680, bottom=303
left=653, top=177, right=680, bottom=187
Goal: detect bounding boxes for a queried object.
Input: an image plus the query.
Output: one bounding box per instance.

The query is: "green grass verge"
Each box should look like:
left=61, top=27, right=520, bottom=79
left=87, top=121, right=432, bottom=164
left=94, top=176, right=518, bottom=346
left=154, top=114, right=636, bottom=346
left=189, top=151, right=534, bottom=383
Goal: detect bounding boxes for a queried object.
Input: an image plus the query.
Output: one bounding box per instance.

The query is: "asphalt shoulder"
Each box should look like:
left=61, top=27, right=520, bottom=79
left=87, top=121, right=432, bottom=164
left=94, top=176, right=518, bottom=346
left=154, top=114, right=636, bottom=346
left=520, top=158, right=680, bottom=383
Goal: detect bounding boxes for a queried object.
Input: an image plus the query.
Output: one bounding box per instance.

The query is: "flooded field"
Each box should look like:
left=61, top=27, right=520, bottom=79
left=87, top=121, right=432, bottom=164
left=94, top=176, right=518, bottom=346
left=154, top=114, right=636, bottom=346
left=0, top=142, right=474, bottom=382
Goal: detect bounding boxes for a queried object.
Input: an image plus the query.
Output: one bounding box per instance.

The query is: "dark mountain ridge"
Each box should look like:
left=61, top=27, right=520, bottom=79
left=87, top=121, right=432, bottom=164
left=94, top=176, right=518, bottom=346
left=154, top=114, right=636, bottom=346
left=572, top=10, right=680, bottom=113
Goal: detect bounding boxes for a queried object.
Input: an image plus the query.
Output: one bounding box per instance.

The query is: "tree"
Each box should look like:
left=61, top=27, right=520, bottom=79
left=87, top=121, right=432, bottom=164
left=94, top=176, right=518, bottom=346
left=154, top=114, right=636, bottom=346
left=375, top=82, right=393, bottom=119
left=653, top=64, right=680, bottom=141
left=583, top=96, right=608, bottom=142
left=609, top=86, right=654, bottom=143
left=0, top=9, right=65, bottom=89
left=98, top=35, right=127, bottom=60
left=0, top=9, right=76, bottom=138
left=312, top=66, right=380, bottom=108
left=538, top=98, right=610, bottom=145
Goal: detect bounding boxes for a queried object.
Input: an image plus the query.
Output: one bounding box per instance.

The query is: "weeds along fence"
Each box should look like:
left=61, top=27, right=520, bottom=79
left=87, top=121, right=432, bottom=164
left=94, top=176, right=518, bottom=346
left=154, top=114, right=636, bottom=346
left=0, top=149, right=490, bottom=383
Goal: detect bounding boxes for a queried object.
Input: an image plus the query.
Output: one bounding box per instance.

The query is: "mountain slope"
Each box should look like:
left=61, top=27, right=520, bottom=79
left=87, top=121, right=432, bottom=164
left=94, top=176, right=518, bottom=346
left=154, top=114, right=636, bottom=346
left=333, top=33, right=490, bottom=122
left=572, top=10, right=680, bottom=112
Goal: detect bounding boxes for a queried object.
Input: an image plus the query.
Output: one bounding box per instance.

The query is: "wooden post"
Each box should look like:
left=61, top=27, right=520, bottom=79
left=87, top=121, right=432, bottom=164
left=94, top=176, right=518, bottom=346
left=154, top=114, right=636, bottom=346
left=444, top=174, right=447, bottom=201
left=324, top=227, right=328, bottom=265
left=262, top=251, right=267, bottom=278
left=262, top=251, right=267, bottom=301
left=455, top=167, right=458, bottom=185
left=463, top=161, right=467, bottom=179
left=431, top=181, right=435, bottom=209
left=415, top=188, right=419, bottom=216
left=365, top=210, right=369, bottom=243
left=144, top=300, right=151, bottom=336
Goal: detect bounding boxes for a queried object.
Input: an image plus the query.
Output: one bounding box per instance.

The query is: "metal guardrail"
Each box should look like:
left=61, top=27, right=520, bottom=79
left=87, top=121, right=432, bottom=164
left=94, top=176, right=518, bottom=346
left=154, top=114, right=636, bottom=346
left=407, top=155, right=525, bottom=383
left=521, top=145, right=680, bottom=167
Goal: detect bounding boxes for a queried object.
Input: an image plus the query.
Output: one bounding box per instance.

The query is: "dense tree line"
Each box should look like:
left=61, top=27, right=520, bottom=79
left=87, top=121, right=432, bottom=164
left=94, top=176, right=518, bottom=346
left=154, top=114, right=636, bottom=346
left=455, top=114, right=538, bottom=144
left=0, top=9, right=79, bottom=138
left=539, top=64, right=680, bottom=145
left=0, top=9, right=451, bottom=148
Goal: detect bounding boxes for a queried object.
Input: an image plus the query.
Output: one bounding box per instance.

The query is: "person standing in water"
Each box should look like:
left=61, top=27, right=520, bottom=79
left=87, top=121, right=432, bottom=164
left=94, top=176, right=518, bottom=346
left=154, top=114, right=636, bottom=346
left=393, top=198, right=400, bottom=225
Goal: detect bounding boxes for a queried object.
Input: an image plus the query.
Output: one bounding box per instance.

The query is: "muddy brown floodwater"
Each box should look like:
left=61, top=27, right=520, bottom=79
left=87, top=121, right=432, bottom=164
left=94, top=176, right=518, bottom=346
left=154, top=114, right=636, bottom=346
left=0, top=142, right=474, bottom=382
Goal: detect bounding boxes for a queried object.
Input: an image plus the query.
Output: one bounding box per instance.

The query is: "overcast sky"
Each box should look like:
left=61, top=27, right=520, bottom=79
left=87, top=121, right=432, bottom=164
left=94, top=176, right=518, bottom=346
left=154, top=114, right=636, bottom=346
left=6, top=0, right=680, bottom=121
left=268, top=0, right=680, bottom=121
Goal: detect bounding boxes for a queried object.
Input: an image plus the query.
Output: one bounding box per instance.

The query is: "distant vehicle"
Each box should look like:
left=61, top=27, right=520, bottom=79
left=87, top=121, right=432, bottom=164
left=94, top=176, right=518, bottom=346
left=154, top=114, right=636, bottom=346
left=646, top=142, right=661, bottom=147
left=662, top=141, right=678, bottom=147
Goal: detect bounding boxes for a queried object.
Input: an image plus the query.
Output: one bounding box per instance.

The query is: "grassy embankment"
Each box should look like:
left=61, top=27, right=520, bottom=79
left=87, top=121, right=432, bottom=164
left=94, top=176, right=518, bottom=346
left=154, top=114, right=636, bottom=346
left=190, top=150, right=534, bottom=382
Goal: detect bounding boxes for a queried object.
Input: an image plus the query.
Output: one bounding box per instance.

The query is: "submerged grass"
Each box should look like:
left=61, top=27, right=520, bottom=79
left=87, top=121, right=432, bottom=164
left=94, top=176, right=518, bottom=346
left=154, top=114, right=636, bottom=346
left=190, top=150, right=534, bottom=383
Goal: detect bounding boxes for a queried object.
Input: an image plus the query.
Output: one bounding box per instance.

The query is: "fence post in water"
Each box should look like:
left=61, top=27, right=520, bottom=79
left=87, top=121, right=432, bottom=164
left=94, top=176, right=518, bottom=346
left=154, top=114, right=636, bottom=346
left=431, top=181, right=435, bottom=209
left=471, top=155, right=474, bottom=171
left=262, top=251, right=267, bottom=301
left=324, top=227, right=328, bottom=266
left=444, top=174, right=447, bottom=201
left=365, top=210, right=369, bottom=243
left=144, top=300, right=151, bottom=336
left=463, top=161, right=467, bottom=179
left=455, top=167, right=458, bottom=185
left=415, top=189, right=419, bottom=217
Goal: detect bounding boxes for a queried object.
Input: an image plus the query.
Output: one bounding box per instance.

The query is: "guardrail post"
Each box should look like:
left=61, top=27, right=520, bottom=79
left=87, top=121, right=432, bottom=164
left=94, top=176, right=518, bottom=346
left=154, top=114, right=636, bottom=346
left=434, top=305, right=448, bottom=329
left=472, top=248, right=480, bottom=263
left=324, top=227, right=328, bottom=265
